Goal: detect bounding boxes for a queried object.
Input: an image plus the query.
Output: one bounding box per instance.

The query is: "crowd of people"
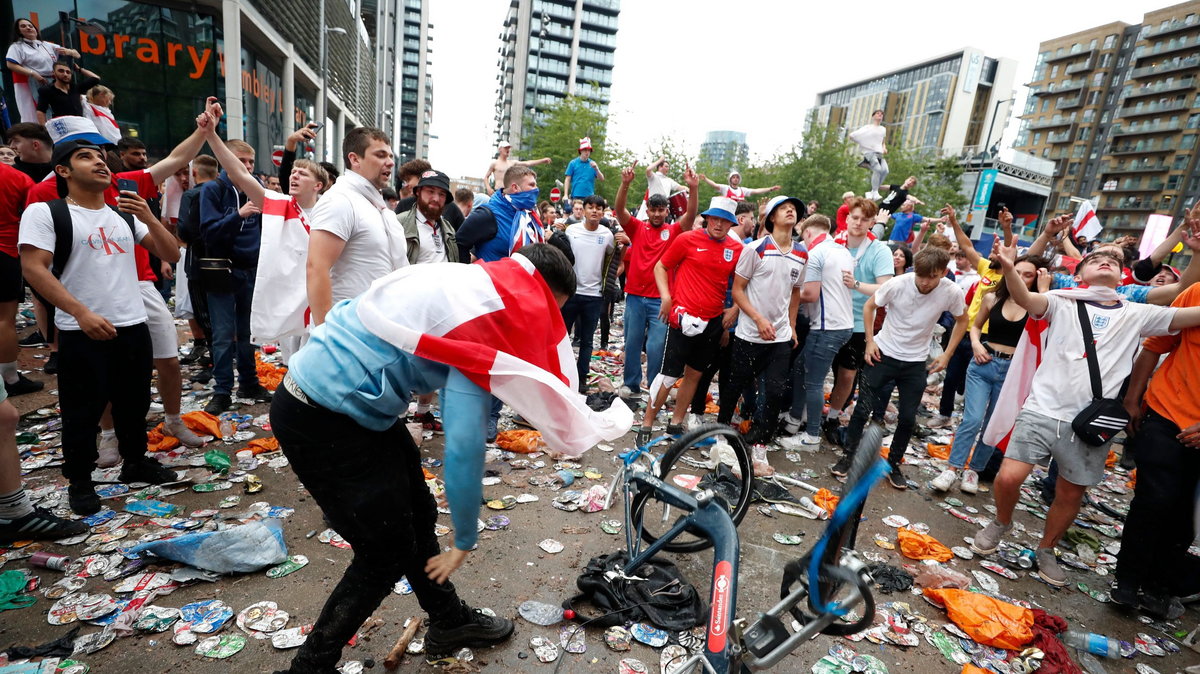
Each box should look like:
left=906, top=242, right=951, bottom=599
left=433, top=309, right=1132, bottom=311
left=2, top=13, right=1200, bottom=669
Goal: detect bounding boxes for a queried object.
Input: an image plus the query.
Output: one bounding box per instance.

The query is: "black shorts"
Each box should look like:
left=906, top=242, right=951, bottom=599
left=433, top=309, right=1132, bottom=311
left=834, top=332, right=867, bottom=372
left=0, top=251, right=22, bottom=303
left=660, top=320, right=724, bottom=378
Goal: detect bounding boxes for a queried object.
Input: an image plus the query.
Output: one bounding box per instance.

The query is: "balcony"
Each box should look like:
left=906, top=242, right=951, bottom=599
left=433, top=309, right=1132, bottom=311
left=1098, top=199, right=1160, bottom=211
left=1110, top=121, right=1183, bottom=136
left=1129, top=54, right=1200, bottom=79
left=1118, top=99, right=1192, bottom=117
left=1103, top=161, right=1170, bottom=174
left=1133, top=34, right=1200, bottom=62
left=1123, top=76, right=1198, bottom=98
left=1028, top=114, right=1077, bottom=130
left=1047, top=128, right=1075, bottom=144
left=1044, top=46, right=1096, bottom=64
left=1065, top=56, right=1097, bottom=75
left=1108, top=142, right=1176, bottom=155
left=1052, top=78, right=1087, bottom=93
left=1145, top=16, right=1200, bottom=39
left=1058, top=94, right=1084, bottom=109
left=1102, top=181, right=1165, bottom=192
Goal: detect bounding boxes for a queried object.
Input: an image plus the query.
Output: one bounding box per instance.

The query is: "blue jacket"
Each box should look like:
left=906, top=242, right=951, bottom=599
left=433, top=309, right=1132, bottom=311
left=200, top=171, right=261, bottom=268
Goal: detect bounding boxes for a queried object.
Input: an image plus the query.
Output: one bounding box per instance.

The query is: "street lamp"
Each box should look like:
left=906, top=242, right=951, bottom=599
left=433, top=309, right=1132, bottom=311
left=318, top=0, right=348, bottom=161
left=982, top=97, right=1016, bottom=159
left=968, top=97, right=1016, bottom=238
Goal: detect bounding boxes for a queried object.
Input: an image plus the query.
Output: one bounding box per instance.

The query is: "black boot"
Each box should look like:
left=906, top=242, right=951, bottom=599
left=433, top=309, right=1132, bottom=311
left=424, top=600, right=514, bottom=654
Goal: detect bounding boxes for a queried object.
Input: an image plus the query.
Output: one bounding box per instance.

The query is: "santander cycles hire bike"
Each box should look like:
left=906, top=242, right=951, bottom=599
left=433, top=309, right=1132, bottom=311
left=607, top=422, right=890, bottom=673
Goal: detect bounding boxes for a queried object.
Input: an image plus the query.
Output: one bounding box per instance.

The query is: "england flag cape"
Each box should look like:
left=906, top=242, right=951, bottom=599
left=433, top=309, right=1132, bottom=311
left=982, top=286, right=1121, bottom=449
left=251, top=191, right=311, bottom=341
left=355, top=254, right=634, bottom=456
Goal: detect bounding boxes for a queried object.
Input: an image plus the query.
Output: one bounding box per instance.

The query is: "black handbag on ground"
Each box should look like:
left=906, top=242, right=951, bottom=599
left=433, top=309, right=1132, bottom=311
left=1071, top=301, right=1130, bottom=446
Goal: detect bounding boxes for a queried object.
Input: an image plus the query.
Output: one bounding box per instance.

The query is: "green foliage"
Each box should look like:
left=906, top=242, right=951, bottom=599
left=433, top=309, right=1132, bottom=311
left=877, top=131, right=967, bottom=217
left=520, top=96, right=627, bottom=202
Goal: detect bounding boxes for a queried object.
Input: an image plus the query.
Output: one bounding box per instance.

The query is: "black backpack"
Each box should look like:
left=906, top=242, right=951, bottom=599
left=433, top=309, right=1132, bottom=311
left=564, top=550, right=707, bottom=631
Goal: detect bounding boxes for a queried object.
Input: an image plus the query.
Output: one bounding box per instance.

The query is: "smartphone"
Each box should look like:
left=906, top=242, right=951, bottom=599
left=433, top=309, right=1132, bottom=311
left=116, top=178, right=139, bottom=195
left=307, top=122, right=324, bottom=132
left=997, top=202, right=1006, bottom=210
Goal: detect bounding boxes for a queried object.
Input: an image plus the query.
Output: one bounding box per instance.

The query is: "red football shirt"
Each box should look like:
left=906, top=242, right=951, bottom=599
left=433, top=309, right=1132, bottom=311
left=27, top=169, right=160, bottom=282
left=0, top=164, right=34, bottom=257
left=622, top=215, right=682, bottom=297
left=659, top=228, right=744, bottom=320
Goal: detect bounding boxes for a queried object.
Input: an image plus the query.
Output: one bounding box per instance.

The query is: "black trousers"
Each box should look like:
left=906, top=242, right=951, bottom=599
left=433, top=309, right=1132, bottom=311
left=1114, top=409, right=1200, bottom=596
left=846, top=355, right=925, bottom=465
left=691, top=334, right=733, bottom=415
left=717, top=338, right=791, bottom=434
left=271, top=386, right=463, bottom=672
left=938, top=340, right=972, bottom=416
left=58, top=325, right=153, bottom=483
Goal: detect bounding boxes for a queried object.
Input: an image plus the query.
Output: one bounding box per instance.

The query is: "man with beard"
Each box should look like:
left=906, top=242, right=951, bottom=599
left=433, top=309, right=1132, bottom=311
left=35, top=62, right=100, bottom=123
left=308, top=127, right=401, bottom=327
left=400, top=170, right=459, bottom=265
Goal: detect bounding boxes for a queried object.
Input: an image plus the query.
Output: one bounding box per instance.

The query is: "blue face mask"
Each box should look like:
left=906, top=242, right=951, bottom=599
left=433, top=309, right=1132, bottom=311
left=508, top=188, right=539, bottom=211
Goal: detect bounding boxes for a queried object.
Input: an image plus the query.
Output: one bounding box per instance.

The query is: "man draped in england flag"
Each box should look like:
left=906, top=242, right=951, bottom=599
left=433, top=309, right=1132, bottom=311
left=268, top=243, right=632, bottom=671
left=700, top=169, right=780, bottom=202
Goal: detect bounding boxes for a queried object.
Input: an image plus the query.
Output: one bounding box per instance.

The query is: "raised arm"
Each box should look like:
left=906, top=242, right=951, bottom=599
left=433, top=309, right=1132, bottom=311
left=148, top=99, right=222, bottom=184
left=699, top=174, right=721, bottom=191
left=997, top=207, right=1015, bottom=247
left=1027, top=214, right=1071, bottom=259
left=1147, top=224, right=1200, bottom=306
left=646, top=157, right=666, bottom=178
left=55, top=46, right=81, bottom=58
left=941, top=204, right=981, bottom=268
left=515, top=157, right=552, bottom=168
left=677, top=166, right=700, bottom=232
left=994, top=238, right=1048, bottom=317
left=614, top=161, right=637, bottom=229
left=203, top=117, right=267, bottom=207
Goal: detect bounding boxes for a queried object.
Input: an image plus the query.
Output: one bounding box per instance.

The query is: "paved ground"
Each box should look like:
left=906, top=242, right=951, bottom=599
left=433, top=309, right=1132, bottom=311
left=2, top=331, right=1199, bottom=673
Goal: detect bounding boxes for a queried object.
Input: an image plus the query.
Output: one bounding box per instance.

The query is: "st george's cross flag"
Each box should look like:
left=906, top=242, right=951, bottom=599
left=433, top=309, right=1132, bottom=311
left=1072, top=200, right=1102, bottom=242
left=252, top=191, right=312, bottom=341
left=355, top=254, right=633, bottom=456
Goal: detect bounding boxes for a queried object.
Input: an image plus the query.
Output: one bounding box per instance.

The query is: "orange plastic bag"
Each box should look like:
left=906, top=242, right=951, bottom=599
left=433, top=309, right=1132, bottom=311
left=962, top=665, right=991, bottom=674
left=1126, top=468, right=1137, bottom=489
left=813, top=488, right=839, bottom=515
left=245, top=437, right=279, bottom=455
left=255, top=353, right=286, bottom=391
left=1105, top=449, right=1118, bottom=469
left=495, top=429, right=544, bottom=454
left=897, top=527, right=953, bottom=562
left=146, top=424, right=181, bottom=452
left=926, top=443, right=951, bottom=460
left=924, top=588, right=1034, bottom=650
left=181, top=411, right=223, bottom=438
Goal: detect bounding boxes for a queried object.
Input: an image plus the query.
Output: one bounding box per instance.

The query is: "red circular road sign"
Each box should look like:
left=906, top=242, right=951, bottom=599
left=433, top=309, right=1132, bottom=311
left=549, top=187, right=561, bottom=202
left=271, top=150, right=283, bottom=167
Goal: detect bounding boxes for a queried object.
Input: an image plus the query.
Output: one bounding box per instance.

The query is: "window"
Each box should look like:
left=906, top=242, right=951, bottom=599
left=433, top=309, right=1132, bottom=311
left=1088, top=91, right=1100, bottom=105
left=1189, top=113, right=1200, bottom=129
left=1181, top=135, right=1197, bottom=150
left=1103, top=34, right=1116, bottom=49
left=1058, top=196, right=1072, bottom=209
left=1100, top=53, right=1112, bottom=68
left=1033, top=132, right=1043, bottom=145
left=1079, top=126, right=1091, bottom=140
left=1093, top=72, right=1105, bottom=86
left=1167, top=175, right=1181, bottom=190
left=1068, top=162, right=1080, bottom=175
left=1041, top=99, right=1050, bottom=112
left=1083, top=108, right=1096, bottom=122
left=1073, top=145, right=1086, bottom=157
left=1174, top=155, right=1190, bottom=169
left=1089, top=39, right=1098, bottom=49
left=1051, top=65, right=1059, bottom=78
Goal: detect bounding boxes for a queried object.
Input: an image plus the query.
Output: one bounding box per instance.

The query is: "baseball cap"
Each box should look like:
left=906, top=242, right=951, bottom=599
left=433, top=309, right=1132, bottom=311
left=51, top=139, right=103, bottom=167
left=498, top=140, right=512, bottom=149
left=414, top=169, right=451, bottom=197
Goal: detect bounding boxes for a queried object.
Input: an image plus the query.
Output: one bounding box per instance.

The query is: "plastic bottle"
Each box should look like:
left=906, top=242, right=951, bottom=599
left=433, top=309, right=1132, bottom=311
left=218, top=417, right=235, bottom=443
left=1062, top=631, right=1120, bottom=658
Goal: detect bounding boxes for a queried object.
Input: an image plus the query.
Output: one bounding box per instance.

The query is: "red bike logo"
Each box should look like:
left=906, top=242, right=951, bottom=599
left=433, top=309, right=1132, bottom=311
left=707, top=560, right=733, bottom=652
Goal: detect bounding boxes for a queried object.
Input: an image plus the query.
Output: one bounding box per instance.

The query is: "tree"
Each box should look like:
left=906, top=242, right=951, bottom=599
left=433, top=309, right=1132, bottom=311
left=520, top=95, right=626, bottom=203
left=877, top=132, right=967, bottom=217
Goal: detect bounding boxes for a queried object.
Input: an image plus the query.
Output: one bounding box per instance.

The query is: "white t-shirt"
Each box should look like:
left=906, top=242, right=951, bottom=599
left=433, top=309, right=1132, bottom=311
left=6, top=40, right=62, bottom=77
left=714, top=184, right=749, bottom=201
left=414, top=210, right=447, bottom=264
left=310, top=172, right=395, bottom=303
left=734, top=236, right=806, bottom=344
left=873, top=274, right=965, bottom=362
left=19, top=202, right=150, bottom=331
left=849, top=124, right=886, bottom=154
left=647, top=172, right=682, bottom=199
left=565, top=223, right=614, bottom=297
left=1025, top=294, right=1176, bottom=422
left=803, top=238, right=855, bottom=331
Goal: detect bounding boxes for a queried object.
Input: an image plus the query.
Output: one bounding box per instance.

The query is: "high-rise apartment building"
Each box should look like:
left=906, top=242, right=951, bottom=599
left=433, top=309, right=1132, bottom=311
left=493, top=0, right=620, bottom=147
left=371, top=0, right=433, bottom=163
left=809, top=48, right=1018, bottom=157
left=1014, top=1, right=1200, bottom=238
left=699, top=130, right=749, bottom=173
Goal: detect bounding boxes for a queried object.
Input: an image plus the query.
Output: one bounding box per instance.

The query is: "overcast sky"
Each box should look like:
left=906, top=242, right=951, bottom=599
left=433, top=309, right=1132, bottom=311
left=426, top=0, right=1171, bottom=180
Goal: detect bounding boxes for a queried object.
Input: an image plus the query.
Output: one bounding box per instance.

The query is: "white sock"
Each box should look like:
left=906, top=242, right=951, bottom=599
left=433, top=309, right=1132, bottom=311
left=100, top=428, right=116, bottom=440
left=415, top=403, right=431, bottom=415
left=0, top=487, right=34, bottom=520
left=0, top=361, right=17, bottom=385
left=825, top=409, right=839, bottom=421
left=166, top=414, right=182, bottom=425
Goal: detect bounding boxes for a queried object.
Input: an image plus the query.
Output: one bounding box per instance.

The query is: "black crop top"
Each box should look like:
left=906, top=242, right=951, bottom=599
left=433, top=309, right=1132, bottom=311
left=986, top=300, right=1027, bottom=348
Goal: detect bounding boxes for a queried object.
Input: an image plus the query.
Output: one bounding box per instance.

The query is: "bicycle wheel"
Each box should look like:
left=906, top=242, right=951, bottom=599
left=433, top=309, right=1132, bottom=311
left=824, top=422, right=886, bottom=564
left=628, top=423, right=753, bottom=553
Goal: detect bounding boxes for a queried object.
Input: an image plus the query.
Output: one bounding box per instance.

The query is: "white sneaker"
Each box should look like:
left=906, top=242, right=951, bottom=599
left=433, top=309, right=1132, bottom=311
left=960, top=469, right=980, bottom=494
left=798, top=432, right=822, bottom=447
left=617, top=385, right=634, bottom=399
left=931, top=468, right=958, bottom=492
left=97, top=433, right=121, bottom=468
left=779, top=412, right=801, bottom=436
left=164, top=417, right=207, bottom=448
left=686, top=413, right=703, bottom=430
left=925, top=414, right=952, bottom=429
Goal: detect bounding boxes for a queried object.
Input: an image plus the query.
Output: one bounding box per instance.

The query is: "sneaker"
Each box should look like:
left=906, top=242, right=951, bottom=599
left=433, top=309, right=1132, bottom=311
left=924, top=414, right=952, bottom=429
left=970, top=520, right=1012, bottom=555
left=237, top=383, right=273, bottom=403
left=5, top=373, right=43, bottom=397
left=510, top=413, right=533, bottom=429
left=179, top=341, right=208, bottom=366
left=1139, top=592, right=1185, bottom=620
left=931, top=468, right=958, bottom=492
left=685, top=413, right=703, bottom=430
left=779, top=412, right=801, bottom=436
left=798, top=432, right=822, bottom=447
left=416, top=411, right=445, bottom=434
left=617, top=385, right=636, bottom=399
left=425, top=601, right=514, bottom=654
left=204, top=393, right=232, bottom=416
left=190, top=368, right=213, bottom=385
left=43, top=352, right=58, bottom=375
left=959, top=469, right=980, bottom=495
left=886, top=465, right=908, bottom=490
left=665, top=423, right=684, bottom=436
left=119, top=458, right=178, bottom=485
left=742, top=425, right=771, bottom=447
left=821, top=418, right=842, bottom=446
left=634, top=427, right=653, bottom=448
left=1035, top=548, right=1067, bottom=587
left=831, top=454, right=853, bottom=477
left=1110, top=582, right=1139, bottom=609
left=164, top=417, right=206, bottom=448
left=96, top=433, right=121, bottom=468
left=18, top=331, right=46, bottom=348
left=68, top=483, right=100, bottom=516
left=486, top=418, right=498, bottom=444
left=0, top=507, right=87, bottom=543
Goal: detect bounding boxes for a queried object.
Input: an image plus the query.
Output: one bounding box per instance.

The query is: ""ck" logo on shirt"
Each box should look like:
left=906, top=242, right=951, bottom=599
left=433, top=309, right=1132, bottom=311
left=86, top=227, right=128, bottom=255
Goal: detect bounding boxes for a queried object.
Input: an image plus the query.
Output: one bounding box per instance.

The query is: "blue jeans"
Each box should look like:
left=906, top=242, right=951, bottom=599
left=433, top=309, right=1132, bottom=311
left=622, top=294, right=667, bottom=392
left=790, top=328, right=852, bottom=435
left=560, top=294, right=603, bottom=388
left=948, top=356, right=1012, bottom=471
left=207, top=268, right=259, bottom=396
